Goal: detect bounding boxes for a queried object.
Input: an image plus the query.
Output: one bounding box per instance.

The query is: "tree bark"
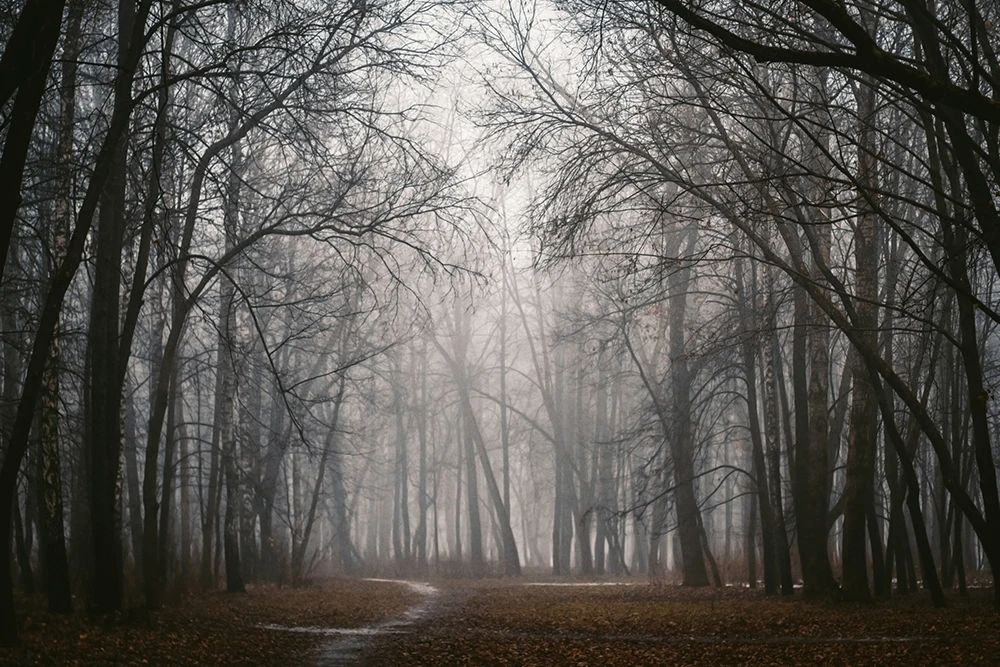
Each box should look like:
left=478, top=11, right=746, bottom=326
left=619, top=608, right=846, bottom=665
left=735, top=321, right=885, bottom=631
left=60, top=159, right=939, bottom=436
left=840, top=73, right=880, bottom=602
left=34, top=0, right=84, bottom=617
left=666, top=229, right=709, bottom=587
left=86, top=0, right=136, bottom=615
left=0, top=0, right=66, bottom=283
left=735, top=253, right=777, bottom=594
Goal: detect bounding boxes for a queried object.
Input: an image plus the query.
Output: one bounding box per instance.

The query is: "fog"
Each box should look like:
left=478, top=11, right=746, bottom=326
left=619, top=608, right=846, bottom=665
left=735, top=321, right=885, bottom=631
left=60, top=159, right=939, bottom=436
left=2, top=0, right=999, bottom=647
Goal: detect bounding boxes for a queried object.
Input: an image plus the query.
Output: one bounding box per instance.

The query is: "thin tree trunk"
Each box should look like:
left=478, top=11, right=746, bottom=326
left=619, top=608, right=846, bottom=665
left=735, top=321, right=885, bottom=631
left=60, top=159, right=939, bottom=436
left=123, top=391, right=144, bottom=579
left=464, top=402, right=484, bottom=572
left=765, top=333, right=795, bottom=596
left=239, top=361, right=261, bottom=582
left=415, top=342, right=429, bottom=571
left=179, top=411, right=192, bottom=584
left=433, top=308, right=521, bottom=576
left=736, top=253, right=777, bottom=594
left=292, top=378, right=345, bottom=584
left=199, top=373, right=224, bottom=591
left=154, top=372, right=176, bottom=585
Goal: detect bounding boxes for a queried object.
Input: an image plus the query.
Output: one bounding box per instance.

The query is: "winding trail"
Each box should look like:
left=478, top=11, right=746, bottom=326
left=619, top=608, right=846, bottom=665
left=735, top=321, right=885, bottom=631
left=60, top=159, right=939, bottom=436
left=262, top=579, right=443, bottom=666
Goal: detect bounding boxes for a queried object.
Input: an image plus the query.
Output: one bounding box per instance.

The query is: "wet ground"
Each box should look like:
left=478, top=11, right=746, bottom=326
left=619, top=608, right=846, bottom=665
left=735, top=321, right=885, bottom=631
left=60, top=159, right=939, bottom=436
left=263, top=581, right=448, bottom=666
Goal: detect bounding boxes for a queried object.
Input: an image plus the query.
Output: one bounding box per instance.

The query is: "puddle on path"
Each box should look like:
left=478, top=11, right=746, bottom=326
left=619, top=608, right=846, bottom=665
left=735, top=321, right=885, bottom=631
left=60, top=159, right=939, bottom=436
left=263, top=579, right=439, bottom=666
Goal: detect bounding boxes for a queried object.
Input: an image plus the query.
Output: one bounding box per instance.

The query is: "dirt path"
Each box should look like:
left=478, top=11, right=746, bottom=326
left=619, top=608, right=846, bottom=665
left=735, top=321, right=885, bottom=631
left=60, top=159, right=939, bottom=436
left=263, top=579, right=453, bottom=666
left=312, top=581, right=444, bottom=666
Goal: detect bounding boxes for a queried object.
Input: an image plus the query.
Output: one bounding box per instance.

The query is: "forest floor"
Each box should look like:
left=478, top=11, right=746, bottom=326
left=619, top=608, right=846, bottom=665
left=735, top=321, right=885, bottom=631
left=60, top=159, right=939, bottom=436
left=0, top=577, right=420, bottom=666
left=2, top=577, right=999, bottom=666
left=364, top=580, right=1000, bottom=666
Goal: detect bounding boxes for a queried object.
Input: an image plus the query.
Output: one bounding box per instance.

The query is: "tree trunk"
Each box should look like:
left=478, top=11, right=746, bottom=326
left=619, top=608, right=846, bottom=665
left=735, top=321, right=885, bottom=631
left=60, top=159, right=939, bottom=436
left=199, top=371, right=225, bottom=591
left=239, top=362, right=261, bottom=582
left=88, top=0, right=136, bottom=615
left=572, top=367, right=594, bottom=576
left=667, top=230, right=709, bottom=587
left=414, top=342, right=429, bottom=571
left=0, top=0, right=66, bottom=283
left=34, top=0, right=84, bottom=616
left=0, top=0, right=155, bottom=643
left=594, top=361, right=610, bottom=575
left=736, top=254, right=777, bottom=594
left=12, top=500, right=33, bottom=595
left=123, top=389, right=144, bottom=577
left=256, top=378, right=287, bottom=582
left=433, top=306, right=521, bottom=576
left=329, top=446, right=355, bottom=573
left=464, top=404, right=484, bottom=572
left=391, top=357, right=410, bottom=567
left=765, top=331, right=795, bottom=595
left=453, top=410, right=462, bottom=563
left=2, top=227, right=32, bottom=598
left=37, top=342, right=70, bottom=612
left=158, top=375, right=186, bottom=591
left=291, top=378, right=345, bottom=584
left=840, top=74, right=880, bottom=602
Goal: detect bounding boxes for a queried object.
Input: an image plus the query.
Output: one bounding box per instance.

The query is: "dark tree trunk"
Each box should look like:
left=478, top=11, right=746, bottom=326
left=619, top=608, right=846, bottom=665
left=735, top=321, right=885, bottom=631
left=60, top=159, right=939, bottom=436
left=414, top=342, right=429, bottom=571
left=256, top=379, right=287, bottom=582
left=292, top=378, right=345, bottom=585
left=464, top=405, right=484, bottom=572
left=123, top=391, right=144, bottom=579
left=239, top=363, right=261, bottom=582
left=0, top=0, right=66, bottom=283
left=329, top=446, right=355, bottom=573
left=766, top=332, right=795, bottom=595
left=35, top=0, right=84, bottom=617
left=735, top=250, right=776, bottom=594
left=12, top=499, right=33, bottom=595
left=0, top=0, right=154, bottom=643
left=2, top=230, right=32, bottom=599
left=157, top=378, right=181, bottom=589
left=87, top=0, right=132, bottom=609
left=840, top=72, right=880, bottom=604
left=572, top=367, right=594, bottom=576
left=219, top=271, right=243, bottom=594
left=667, top=231, right=709, bottom=587
left=791, top=281, right=836, bottom=595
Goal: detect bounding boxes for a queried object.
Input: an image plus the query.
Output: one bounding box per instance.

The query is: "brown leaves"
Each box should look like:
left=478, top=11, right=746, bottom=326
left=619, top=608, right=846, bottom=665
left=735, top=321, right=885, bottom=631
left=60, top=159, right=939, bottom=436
left=7, top=579, right=998, bottom=666
left=365, top=582, right=1000, bottom=666
left=0, top=578, right=418, bottom=666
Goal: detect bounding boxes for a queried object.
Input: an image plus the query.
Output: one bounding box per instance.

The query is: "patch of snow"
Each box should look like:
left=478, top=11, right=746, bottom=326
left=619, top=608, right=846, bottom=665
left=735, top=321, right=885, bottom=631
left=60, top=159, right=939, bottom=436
left=261, top=579, right=439, bottom=647
left=260, top=624, right=390, bottom=636
left=522, top=581, right=638, bottom=587
left=362, top=578, right=438, bottom=596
